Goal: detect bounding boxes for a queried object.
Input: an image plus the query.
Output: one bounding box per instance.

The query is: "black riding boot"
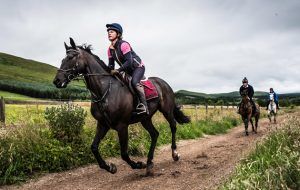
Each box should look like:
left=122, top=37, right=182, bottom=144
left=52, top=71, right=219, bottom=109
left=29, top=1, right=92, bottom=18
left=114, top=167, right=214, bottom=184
left=135, top=83, right=149, bottom=115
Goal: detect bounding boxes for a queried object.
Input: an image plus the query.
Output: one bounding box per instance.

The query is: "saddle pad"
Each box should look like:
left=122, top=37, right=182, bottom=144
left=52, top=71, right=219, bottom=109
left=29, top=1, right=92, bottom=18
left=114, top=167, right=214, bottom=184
left=141, top=79, right=159, bottom=101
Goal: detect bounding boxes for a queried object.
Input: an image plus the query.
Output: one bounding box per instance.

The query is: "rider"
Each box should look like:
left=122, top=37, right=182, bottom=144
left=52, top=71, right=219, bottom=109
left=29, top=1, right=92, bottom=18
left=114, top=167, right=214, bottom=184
left=239, top=77, right=257, bottom=113
left=266, top=87, right=279, bottom=110
left=106, top=23, right=148, bottom=115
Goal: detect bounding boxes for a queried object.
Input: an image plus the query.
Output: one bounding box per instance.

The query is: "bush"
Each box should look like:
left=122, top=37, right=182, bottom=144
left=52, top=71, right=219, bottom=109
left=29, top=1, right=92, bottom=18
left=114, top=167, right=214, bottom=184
left=45, top=103, right=87, bottom=143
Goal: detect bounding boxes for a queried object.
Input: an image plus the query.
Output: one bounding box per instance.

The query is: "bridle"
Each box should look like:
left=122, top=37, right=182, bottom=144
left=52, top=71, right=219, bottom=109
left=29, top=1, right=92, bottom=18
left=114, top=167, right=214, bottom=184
left=57, top=48, right=112, bottom=103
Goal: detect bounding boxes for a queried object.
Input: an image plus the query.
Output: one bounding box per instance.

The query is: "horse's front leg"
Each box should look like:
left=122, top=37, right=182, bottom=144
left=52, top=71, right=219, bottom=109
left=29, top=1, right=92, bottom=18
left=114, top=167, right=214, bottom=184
left=117, top=126, right=147, bottom=170
left=91, top=123, right=117, bottom=174
left=250, top=118, right=256, bottom=133
left=243, top=116, right=249, bottom=136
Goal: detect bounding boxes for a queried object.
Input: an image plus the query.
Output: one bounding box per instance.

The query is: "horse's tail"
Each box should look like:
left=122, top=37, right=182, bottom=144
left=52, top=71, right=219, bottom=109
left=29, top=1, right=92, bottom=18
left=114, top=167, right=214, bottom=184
left=173, top=105, right=191, bottom=124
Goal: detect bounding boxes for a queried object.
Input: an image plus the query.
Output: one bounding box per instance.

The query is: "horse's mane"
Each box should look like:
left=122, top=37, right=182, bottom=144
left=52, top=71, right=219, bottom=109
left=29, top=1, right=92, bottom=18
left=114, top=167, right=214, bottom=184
left=78, top=44, right=111, bottom=73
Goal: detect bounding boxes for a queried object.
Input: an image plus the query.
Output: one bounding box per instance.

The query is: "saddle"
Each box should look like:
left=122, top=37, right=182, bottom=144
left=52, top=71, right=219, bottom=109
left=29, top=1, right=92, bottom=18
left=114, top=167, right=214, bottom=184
left=117, top=72, right=159, bottom=101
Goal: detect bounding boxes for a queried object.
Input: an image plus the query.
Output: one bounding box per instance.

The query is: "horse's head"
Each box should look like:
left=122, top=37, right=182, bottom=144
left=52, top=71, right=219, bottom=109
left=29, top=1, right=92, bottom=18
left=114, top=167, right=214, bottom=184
left=53, top=38, right=87, bottom=88
left=241, top=91, right=250, bottom=103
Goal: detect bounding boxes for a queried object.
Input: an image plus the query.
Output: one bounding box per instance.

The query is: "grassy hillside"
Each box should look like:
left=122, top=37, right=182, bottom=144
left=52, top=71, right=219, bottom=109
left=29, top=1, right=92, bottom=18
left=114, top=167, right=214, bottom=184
left=0, top=90, right=39, bottom=101
left=0, top=52, right=58, bottom=83
left=176, top=90, right=268, bottom=99
left=0, top=52, right=88, bottom=100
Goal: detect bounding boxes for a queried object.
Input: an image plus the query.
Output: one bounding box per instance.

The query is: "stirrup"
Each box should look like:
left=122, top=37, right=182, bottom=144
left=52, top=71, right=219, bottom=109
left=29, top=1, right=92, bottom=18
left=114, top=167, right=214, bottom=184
left=136, top=103, right=148, bottom=115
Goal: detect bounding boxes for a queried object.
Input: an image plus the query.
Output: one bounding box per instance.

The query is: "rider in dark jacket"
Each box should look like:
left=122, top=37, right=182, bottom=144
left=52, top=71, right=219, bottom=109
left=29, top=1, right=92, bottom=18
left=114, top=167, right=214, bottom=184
left=239, top=77, right=257, bottom=113
left=106, top=23, right=148, bottom=115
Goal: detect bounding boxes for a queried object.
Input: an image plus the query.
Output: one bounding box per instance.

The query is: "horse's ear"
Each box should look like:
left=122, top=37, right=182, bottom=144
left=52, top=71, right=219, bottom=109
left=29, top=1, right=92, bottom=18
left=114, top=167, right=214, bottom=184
left=64, top=42, right=69, bottom=50
left=70, top=37, right=76, bottom=49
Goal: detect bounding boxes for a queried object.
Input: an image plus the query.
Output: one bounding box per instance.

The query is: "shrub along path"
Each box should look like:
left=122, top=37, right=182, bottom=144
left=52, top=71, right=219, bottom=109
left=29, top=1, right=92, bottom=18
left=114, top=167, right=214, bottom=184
left=2, top=113, right=294, bottom=190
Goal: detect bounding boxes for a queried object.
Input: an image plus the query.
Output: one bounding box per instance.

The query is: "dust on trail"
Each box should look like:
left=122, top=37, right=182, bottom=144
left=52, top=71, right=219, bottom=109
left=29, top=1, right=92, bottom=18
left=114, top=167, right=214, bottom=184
left=2, top=114, right=289, bottom=190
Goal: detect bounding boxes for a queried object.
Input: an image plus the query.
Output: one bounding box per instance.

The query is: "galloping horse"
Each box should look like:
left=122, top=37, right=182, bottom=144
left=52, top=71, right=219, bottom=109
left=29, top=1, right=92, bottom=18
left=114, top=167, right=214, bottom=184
left=267, top=93, right=277, bottom=123
left=53, top=38, right=190, bottom=176
left=238, top=92, right=260, bottom=136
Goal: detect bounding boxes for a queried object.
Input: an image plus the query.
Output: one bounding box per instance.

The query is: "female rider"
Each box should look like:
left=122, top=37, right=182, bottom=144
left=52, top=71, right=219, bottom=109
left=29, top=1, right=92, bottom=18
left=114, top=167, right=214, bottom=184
left=106, top=23, right=148, bottom=115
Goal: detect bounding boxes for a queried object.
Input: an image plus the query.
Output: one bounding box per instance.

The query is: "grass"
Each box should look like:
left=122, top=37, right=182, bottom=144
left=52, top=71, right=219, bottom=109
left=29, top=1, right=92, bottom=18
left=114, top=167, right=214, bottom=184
left=221, top=113, right=300, bottom=190
left=0, top=105, right=241, bottom=185
left=0, top=52, right=86, bottom=99
left=0, top=91, right=39, bottom=101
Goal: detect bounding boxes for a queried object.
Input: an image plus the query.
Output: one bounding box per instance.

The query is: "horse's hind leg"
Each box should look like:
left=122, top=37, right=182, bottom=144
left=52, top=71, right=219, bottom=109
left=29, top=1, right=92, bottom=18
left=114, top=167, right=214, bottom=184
left=162, top=111, right=180, bottom=161
left=141, top=119, right=159, bottom=176
left=117, top=125, right=147, bottom=170
left=91, top=123, right=116, bottom=174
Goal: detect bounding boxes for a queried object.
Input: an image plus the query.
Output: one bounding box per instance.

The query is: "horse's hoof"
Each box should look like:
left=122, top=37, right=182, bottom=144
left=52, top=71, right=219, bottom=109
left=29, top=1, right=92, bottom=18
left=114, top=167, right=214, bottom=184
left=245, top=132, right=249, bottom=136
left=146, top=163, right=154, bottom=176
left=108, top=163, right=117, bottom=174
left=172, top=153, right=180, bottom=161
left=136, top=161, right=147, bottom=169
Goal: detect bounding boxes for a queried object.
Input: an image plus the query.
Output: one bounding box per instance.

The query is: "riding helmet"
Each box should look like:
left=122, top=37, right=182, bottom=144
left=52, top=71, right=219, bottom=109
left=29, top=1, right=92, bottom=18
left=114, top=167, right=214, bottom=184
left=106, top=23, right=123, bottom=34
left=242, top=77, right=248, bottom=83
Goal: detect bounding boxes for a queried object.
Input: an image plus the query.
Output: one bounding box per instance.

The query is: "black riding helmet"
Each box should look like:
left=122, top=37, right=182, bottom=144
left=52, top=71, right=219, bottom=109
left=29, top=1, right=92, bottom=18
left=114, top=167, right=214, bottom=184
left=106, top=23, right=123, bottom=35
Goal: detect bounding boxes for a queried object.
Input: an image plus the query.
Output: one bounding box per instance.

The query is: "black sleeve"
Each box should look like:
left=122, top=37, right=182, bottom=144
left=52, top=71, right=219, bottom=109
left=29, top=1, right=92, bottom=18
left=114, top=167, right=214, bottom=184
left=117, top=52, right=134, bottom=72
left=108, top=58, right=115, bottom=70
left=249, top=86, right=254, bottom=98
left=239, top=86, right=243, bottom=95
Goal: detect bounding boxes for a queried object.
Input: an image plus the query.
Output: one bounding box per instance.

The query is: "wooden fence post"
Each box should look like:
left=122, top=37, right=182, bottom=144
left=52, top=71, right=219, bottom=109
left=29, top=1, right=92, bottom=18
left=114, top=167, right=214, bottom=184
left=195, top=105, right=198, bottom=121
left=0, top=97, right=5, bottom=124
left=205, top=103, right=208, bottom=120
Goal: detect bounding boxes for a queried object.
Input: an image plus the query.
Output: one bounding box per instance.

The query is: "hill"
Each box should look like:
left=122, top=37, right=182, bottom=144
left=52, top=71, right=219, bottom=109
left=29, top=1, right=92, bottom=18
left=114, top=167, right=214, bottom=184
left=175, top=90, right=268, bottom=99
left=175, top=90, right=300, bottom=106
left=0, top=52, right=88, bottom=100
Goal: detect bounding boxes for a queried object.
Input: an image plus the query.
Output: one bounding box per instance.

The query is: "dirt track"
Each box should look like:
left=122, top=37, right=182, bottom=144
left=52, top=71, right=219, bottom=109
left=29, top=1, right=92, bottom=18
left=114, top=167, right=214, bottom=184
left=3, top=115, right=287, bottom=190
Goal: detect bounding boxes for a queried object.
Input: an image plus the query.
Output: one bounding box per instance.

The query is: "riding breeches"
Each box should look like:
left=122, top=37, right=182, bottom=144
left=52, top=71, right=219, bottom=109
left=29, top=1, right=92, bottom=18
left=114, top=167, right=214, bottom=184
left=131, top=66, right=145, bottom=87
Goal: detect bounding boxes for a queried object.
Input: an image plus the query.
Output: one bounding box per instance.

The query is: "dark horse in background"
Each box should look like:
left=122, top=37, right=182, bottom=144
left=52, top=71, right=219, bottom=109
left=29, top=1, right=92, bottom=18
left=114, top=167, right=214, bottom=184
left=238, top=92, right=260, bottom=136
left=53, top=38, right=190, bottom=176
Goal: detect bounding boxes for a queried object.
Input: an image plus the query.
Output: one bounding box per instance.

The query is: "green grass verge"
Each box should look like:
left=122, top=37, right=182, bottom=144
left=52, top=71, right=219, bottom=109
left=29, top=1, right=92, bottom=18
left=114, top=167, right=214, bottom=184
left=221, top=114, right=300, bottom=190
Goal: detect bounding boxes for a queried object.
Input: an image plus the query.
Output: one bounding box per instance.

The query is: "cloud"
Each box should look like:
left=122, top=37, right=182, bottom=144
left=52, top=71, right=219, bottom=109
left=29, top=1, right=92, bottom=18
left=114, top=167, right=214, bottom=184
left=0, top=0, right=299, bottom=93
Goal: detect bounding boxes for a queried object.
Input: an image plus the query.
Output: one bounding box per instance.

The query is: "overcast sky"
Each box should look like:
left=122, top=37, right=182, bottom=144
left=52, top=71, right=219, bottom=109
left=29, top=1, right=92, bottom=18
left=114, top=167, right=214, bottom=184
left=1, top=0, right=299, bottom=93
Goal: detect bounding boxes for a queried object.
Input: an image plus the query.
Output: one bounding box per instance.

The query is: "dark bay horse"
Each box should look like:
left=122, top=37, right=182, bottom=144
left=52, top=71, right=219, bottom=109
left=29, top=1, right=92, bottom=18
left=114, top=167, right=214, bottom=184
left=53, top=38, right=190, bottom=175
left=238, top=93, right=260, bottom=136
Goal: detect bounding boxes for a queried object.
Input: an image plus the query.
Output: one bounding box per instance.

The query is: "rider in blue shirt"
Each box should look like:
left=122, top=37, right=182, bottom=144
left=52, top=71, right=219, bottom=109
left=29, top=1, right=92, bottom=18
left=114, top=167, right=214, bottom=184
left=266, top=88, right=279, bottom=110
